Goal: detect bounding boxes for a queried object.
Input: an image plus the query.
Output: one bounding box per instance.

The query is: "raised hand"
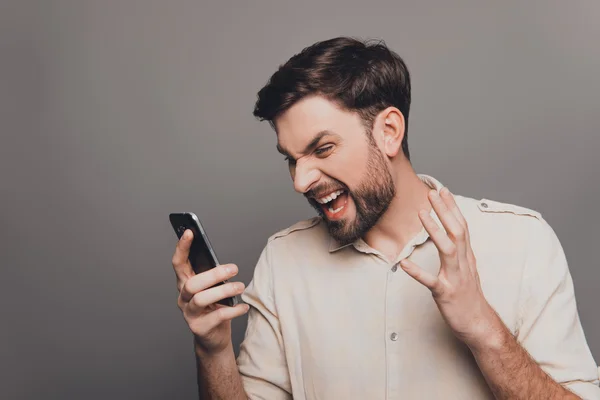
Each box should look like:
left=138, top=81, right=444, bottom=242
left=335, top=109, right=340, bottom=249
left=400, top=187, right=499, bottom=347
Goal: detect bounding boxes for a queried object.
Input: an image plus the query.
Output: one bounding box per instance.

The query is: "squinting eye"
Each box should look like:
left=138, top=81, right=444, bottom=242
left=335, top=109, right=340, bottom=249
left=315, top=146, right=333, bottom=156
left=284, top=156, right=296, bottom=165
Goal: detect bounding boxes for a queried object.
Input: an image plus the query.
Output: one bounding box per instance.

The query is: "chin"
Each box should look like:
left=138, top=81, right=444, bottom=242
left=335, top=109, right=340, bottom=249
left=309, top=198, right=363, bottom=244
left=326, top=216, right=364, bottom=246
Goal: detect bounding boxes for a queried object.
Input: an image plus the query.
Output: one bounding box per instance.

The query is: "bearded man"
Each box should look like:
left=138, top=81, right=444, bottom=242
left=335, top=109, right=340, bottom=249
left=171, top=37, right=600, bottom=399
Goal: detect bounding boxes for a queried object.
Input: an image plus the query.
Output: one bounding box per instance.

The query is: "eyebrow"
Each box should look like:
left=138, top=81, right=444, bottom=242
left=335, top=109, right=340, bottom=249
left=276, top=130, right=337, bottom=158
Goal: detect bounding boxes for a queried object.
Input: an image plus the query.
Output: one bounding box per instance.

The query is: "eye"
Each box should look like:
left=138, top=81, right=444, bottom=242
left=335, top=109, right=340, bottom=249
left=284, top=156, right=296, bottom=165
left=314, top=145, right=333, bottom=157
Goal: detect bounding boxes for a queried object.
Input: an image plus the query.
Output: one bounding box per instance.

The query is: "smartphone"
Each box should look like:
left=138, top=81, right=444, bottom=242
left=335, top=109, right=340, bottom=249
left=169, top=212, right=240, bottom=307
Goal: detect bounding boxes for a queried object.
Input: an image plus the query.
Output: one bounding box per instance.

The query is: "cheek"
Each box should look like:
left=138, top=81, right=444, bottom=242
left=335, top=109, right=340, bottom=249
left=328, top=145, right=370, bottom=184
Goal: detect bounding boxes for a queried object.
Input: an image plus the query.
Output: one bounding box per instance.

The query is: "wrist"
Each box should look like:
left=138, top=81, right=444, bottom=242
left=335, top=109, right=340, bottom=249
left=194, top=337, right=234, bottom=360
left=464, top=306, right=510, bottom=354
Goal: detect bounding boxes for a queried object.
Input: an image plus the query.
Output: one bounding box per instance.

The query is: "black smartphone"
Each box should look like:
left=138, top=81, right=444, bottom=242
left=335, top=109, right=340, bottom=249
left=169, top=212, right=240, bottom=307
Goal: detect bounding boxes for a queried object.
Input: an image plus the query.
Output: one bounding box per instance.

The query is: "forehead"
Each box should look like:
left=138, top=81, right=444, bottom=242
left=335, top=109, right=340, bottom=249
left=275, top=95, right=364, bottom=148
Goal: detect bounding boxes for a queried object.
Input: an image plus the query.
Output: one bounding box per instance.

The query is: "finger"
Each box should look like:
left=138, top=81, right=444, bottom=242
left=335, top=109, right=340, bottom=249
left=439, top=188, right=477, bottom=272
left=418, top=209, right=459, bottom=264
left=172, top=229, right=194, bottom=290
left=428, top=190, right=466, bottom=246
left=180, top=263, right=239, bottom=303
left=186, top=281, right=246, bottom=314
left=428, top=190, right=469, bottom=267
left=439, top=187, right=471, bottom=241
left=197, top=303, right=251, bottom=333
left=400, top=259, right=440, bottom=293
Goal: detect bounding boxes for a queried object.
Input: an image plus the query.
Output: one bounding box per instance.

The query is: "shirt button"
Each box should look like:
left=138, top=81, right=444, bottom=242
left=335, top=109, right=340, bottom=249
left=391, top=264, right=398, bottom=272
left=390, top=332, right=398, bottom=341
left=481, top=202, right=489, bottom=208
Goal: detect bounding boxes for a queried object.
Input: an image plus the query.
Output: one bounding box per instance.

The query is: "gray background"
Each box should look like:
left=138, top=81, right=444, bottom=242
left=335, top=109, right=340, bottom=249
left=1, top=1, right=598, bottom=399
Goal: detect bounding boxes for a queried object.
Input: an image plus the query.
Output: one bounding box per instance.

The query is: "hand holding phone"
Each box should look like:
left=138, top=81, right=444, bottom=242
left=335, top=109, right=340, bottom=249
left=170, top=212, right=241, bottom=307
left=170, top=212, right=249, bottom=354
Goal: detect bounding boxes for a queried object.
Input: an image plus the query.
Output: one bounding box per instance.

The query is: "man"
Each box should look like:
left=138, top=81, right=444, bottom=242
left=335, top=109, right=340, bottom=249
left=171, top=37, right=600, bottom=399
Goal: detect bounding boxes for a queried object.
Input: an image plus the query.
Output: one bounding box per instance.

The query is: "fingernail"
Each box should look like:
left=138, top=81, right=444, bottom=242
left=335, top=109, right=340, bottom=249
left=226, top=264, right=237, bottom=274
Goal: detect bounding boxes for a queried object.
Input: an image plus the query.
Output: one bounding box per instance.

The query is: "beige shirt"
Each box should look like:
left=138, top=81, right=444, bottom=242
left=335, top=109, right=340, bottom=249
left=236, top=174, right=600, bottom=399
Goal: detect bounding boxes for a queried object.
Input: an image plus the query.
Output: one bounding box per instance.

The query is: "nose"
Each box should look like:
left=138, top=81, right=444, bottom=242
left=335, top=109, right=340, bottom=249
left=292, top=159, right=321, bottom=194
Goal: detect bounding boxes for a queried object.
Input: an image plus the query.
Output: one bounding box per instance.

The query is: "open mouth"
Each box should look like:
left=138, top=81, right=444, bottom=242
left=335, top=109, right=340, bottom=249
left=315, top=189, right=349, bottom=219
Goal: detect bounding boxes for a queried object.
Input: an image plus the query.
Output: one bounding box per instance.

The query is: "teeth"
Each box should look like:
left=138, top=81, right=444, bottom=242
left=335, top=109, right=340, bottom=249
left=328, top=205, right=345, bottom=214
left=317, top=189, right=344, bottom=204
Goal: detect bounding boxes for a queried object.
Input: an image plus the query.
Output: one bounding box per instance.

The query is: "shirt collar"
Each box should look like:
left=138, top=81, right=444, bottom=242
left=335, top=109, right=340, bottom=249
left=328, top=173, right=445, bottom=253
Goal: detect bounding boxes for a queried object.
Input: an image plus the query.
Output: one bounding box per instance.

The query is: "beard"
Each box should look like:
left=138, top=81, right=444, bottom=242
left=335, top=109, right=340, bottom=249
left=306, top=140, right=396, bottom=246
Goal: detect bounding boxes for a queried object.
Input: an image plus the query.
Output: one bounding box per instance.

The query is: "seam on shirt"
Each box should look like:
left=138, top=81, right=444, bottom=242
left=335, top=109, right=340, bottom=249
left=562, top=378, right=600, bottom=386
left=268, top=217, right=321, bottom=243
left=515, top=218, right=568, bottom=343
left=384, top=265, right=390, bottom=399
left=478, top=198, right=542, bottom=220
left=514, top=217, right=535, bottom=338
left=263, top=240, right=295, bottom=396
left=265, top=241, right=277, bottom=315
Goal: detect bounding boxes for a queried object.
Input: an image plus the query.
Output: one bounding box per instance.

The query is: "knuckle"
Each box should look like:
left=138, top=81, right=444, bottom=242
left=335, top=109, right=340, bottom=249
left=219, top=265, right=231, bottom=278
left=453, top=229, right=465, bottom=241
left=445, top=244, right=457, bottom=257
left=225, top=282, right=239, bottom=296
left=432, top=282, right=445, bottom=297
left=215, top=306, right=228, bottom=321
left=192, top=292, right=205, bottom=308
left=182, top=279, right=195, bottom=296
left=445, top=284, right=459, bottom=298
left=231, top=281, right=244, bottom=294
left=213, top=265, right=228, bottom=280
left=226, top=283, right=237, bottom=295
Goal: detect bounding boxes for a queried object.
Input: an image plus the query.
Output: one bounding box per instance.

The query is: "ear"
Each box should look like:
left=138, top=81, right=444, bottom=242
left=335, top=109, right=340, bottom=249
left=376, top=107, right=405, bottom=158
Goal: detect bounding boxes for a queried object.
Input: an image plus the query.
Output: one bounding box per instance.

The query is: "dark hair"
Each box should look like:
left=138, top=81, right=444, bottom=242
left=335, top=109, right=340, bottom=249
left=253, top=36, right=412, bottom=160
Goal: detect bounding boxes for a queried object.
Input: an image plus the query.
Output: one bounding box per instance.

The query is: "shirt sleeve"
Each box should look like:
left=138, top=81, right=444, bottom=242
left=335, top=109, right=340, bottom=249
left=236, top=242, right=292, bottom=400
left=516, top=217, right=600, bottom=399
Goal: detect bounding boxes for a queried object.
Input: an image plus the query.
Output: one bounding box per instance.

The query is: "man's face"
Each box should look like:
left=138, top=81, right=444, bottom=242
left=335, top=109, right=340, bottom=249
left=275, top=95, right=396, bottom=245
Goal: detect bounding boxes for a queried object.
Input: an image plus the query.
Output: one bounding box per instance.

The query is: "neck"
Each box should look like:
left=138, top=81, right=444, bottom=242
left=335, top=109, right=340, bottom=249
left=362, top=161, right=432, bottom=263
